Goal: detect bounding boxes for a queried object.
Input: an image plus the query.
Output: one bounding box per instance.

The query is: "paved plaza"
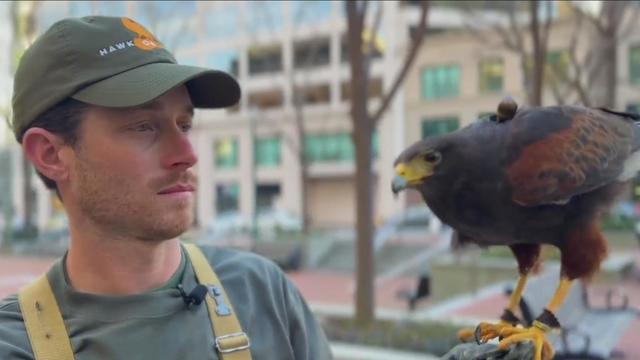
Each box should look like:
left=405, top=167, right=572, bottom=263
left=1, top=249, right=638, bottom=358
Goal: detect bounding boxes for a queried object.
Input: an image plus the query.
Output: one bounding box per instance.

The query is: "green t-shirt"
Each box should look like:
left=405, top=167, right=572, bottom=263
left=0, top=245, right=332, bottom=360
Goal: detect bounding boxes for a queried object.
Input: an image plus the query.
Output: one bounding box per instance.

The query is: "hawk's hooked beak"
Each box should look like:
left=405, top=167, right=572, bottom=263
left=392, top=163, right=413, bottom=195
left=392, top=175, right=408, bottom=195
left=392, top=162, right=432, bottom=195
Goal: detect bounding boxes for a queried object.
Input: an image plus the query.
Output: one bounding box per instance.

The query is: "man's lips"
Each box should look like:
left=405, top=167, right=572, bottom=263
left=158, top=184, right=195, bottom=195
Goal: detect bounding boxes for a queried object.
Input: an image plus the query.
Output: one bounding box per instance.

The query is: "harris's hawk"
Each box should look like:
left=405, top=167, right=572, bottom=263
left=391, top=98, right=640, bottom=360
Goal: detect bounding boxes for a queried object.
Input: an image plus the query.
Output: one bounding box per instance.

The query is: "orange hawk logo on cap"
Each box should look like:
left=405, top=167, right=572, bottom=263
left=121, top=17, right=162, bottom=51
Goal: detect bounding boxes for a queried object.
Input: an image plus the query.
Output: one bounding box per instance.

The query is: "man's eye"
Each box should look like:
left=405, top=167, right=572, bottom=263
left=131, top=123, right=154, bottom=132
left=180, top=123, right=192, bottom=132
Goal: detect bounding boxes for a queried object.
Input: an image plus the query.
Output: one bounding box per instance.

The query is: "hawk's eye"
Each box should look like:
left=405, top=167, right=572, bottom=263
left=424, top=152, right=441, bottom=163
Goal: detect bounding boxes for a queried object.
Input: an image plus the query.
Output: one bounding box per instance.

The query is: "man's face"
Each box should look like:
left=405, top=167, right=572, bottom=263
left=65, top=86, right=197, bottom=241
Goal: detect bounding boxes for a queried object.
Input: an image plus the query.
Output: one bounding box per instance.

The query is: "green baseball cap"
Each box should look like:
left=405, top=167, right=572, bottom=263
left=12, top=16, right=240, bottom=142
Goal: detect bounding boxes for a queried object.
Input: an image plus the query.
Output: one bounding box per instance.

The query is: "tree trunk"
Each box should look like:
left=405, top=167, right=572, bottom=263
left=292, top=89, right=310, bottom=233
left=603, top=36, right=616, bottom=108
left=10, top=1, right=39, bottom=238
left=601, top=1, right=623, bottom=108
left=345, top=0, right=375, bottom=326
left=529, top=0, right=544, bottom=106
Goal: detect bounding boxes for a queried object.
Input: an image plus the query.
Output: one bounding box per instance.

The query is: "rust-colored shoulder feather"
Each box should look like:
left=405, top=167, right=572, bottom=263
left=506, top=107, right=635, bottom=206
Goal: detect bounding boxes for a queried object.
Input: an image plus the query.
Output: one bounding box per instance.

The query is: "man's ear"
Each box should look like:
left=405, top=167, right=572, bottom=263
left=21, top=128, right=72, bottom=183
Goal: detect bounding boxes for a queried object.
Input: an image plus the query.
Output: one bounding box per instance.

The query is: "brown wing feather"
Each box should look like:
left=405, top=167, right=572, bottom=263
left=506, top=109, right=634, bottom=206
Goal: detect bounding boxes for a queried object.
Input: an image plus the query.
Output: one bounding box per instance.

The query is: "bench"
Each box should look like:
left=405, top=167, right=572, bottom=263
left=512, top=270, right=636, bottom=360
left=396, top=273, right=431, bottom=310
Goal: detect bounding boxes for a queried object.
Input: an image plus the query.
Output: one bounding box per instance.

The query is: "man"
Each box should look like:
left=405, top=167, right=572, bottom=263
left=0, top=16, right=332, bottom=360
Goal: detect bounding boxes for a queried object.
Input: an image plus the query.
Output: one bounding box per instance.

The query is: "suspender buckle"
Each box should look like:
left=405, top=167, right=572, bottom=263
left=215, top=332, right=251, bottom=353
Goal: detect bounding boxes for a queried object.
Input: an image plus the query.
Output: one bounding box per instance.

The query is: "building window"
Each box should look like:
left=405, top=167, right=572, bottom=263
left=305, top=133, right=353, bottom=163
left=478, top=58, right=504, bottom=93
left=255, top=137, right=281, bottom=167
left=421, top=65, right=460, bottom=101
left=546, top=50, right=570, bottom=81
left=294, top=38, right=331, bottom=69
left=248, top=89, right=284, bottom=109
left=299, top=84, right=331, bottom=105
left=256, top=184, right=281, bottom=211
left=629, top=45, right=640, bottom=85
left=248, top=45, right=282, bottom=75
left=422, top=117, right=459, bottom=138
left=304, top=132, right=378, bottom=163
left=216, top=183, right=239, bottom=214
left=537, top=1, right=557, bottom=21
left=207, top=50, right=240, bottom=76
left=525, top=50, right=570, bottom=85
left=215, top=138, right=238, bottom=169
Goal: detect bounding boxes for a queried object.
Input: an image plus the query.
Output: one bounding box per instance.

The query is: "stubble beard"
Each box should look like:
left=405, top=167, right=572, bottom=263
left=74, top=157, right=193, bottom=242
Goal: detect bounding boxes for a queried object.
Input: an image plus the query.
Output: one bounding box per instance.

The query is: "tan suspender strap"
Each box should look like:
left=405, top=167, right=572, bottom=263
left=18, top=275, right=75, bottom=360
left=183, top=243, right=252, bottom=360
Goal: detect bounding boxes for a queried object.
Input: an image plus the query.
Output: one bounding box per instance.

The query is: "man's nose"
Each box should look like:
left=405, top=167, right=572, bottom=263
left=161, top=129, right=198, bottom=170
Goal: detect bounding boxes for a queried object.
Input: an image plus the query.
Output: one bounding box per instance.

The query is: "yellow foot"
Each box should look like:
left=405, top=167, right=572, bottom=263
left=457, top=321, right=517, bottom=343
left=498, top=325, right=554, bottom=360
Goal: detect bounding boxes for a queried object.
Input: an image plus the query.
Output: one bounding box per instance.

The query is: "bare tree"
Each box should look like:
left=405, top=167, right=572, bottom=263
left=464, top=0, right=552, bottom=106
left=547, top=2, right=639, bottom=108
left=9, top=0, right=39, bottom=239
left=346, top=0, right=429, bottom=325
left=286, top=42, right=321, bottom=234
left=249, top=2, right=333, bottom=234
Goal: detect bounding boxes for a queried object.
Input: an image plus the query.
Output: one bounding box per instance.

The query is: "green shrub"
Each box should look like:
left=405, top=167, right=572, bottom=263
left=322, top=317, right=461, bottom=356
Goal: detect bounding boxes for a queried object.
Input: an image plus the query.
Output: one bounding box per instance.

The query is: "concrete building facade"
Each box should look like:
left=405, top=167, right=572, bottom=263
left=7, top=1, right=640, bottom=233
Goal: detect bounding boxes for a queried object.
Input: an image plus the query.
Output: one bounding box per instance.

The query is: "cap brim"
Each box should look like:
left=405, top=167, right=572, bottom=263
left=71, top=62, right=240, bottom=108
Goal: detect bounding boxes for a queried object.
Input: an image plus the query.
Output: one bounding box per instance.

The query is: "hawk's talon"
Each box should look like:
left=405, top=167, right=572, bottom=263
left=458, top=321, right=517, bottom=344
left=498, top=325, right=554, bottom=360
left=474, top=324, right=486, bottom=345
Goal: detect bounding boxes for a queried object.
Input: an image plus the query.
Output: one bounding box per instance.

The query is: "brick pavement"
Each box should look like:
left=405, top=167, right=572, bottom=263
left=1, top=252, right=638, bottom=358
left=0, top=255, right=55, bottom=298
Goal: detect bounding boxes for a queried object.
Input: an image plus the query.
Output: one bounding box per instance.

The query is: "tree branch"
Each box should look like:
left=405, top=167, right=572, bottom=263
left=368, top=0, right=384, bottom=57
left=279, top=128, right=301, bottom=156
left=618, top=3, right=639, bottom=41
left=506, top=4, right=526, bottom=55
left=460, top=4, right=516, bottom=52
left=547, top=75, right=567, bottom=106
left=358, top=1, right=368, bottom=30
left=573, top=3, right=606, bottom=33
left=370, top=1, right=428, bottom=124
left=540, top=1, right=553, bottom=51
left=566, top=22, right=592, bottom=106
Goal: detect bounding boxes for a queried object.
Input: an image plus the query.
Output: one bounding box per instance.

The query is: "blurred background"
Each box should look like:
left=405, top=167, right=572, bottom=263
left=1, top=1, right=639, bottom=359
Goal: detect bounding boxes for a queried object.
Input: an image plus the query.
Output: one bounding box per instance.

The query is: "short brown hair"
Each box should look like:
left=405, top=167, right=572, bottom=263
left=21, top=98, right=88, bottom=193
